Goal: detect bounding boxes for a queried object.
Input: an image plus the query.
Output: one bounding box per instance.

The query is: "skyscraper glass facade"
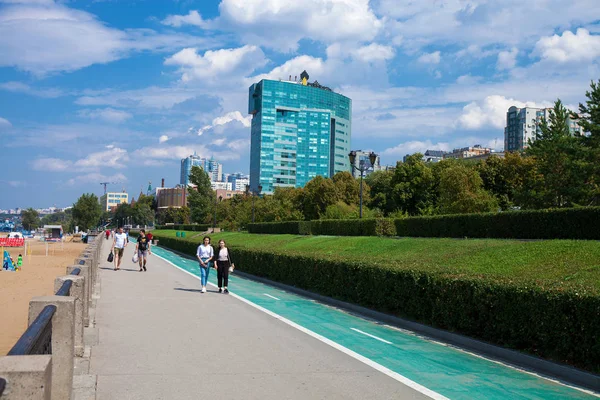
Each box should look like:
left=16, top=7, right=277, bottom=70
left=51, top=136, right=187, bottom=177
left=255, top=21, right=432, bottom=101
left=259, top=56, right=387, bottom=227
left=248, top=78, right=352, bottom=194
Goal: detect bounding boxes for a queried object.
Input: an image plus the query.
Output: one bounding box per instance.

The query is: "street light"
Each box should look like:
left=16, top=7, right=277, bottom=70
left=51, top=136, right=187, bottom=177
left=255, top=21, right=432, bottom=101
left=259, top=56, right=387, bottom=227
left=348, top=151, right=378, bottom=219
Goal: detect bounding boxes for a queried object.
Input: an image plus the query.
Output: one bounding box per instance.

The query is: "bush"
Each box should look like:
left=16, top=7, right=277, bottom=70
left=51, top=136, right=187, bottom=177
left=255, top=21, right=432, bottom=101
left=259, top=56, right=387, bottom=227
left=155, top=224, right=211, bottom=232
left=394, top=207, right=600, bottom=239
left=153, top=231, right=600, bottom=374
left=248, top=221, right=311, bottom=235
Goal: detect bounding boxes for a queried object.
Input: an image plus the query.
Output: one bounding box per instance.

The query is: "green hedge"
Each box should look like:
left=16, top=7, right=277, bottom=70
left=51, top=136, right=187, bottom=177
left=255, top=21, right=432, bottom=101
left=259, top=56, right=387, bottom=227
left=395, top=207, right=600, bottom=239
left=156, top=224, right=211, bottom=232
left=153, top=232, right=600, bottom=373
left=247, top=207, right=600, bottom=240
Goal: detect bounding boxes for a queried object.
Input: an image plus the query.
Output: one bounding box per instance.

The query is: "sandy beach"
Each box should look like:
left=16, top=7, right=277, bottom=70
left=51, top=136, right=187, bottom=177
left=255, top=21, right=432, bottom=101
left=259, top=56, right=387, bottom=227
left=0, top=240, right=88, bottom=355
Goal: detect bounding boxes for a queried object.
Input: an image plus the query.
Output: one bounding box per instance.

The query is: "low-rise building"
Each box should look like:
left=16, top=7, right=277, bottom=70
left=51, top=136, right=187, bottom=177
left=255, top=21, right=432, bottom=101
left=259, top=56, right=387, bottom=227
left=100, top=192, right=128, bottom=212
left=156, top=187, right=187, bottom=209
left=445, top=145, right=491, bottom=159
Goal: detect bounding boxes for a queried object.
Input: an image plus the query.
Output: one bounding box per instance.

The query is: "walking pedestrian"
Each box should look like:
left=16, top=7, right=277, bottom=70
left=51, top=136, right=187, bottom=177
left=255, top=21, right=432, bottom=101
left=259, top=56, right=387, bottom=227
left=112, top=227, right=127, bottom=271
left=214, top=239, right=234, bottom=294
left=135, top=229, right=151, bottom=272
left=196, top=236, right=214, bottom=293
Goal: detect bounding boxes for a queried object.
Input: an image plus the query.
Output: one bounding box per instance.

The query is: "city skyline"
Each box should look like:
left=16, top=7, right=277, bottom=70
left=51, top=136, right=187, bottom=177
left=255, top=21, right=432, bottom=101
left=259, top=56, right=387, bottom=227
left=1, top=1, right=599, bottom=208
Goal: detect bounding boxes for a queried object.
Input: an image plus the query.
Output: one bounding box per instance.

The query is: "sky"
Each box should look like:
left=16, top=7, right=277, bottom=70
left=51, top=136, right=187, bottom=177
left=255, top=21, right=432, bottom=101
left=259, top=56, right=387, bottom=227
left=0, top=0, right=599, bottom=209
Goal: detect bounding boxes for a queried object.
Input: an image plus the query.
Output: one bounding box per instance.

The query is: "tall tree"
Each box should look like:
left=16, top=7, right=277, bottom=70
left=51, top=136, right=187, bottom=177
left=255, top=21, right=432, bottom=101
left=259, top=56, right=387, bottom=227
left=572, top=79, right=600, bottom=205
left=301, top=175, right=339, bottom=220
left=365, top=170, right=395, bottom=215
left=527, top=99, right=588, bottom=207
left=438, top=164, right=498, bottom=214
left=72, top=193, right=102, bottom=231
left=391, top=154, right=436, bottom=215
left=187, top=166, right=214, bottom=224
left=21, top=208, right=40, bottom=230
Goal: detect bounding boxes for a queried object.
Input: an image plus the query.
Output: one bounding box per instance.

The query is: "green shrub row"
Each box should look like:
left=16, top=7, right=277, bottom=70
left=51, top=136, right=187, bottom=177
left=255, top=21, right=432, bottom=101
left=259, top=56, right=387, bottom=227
left=156, top=224, right=211, bottom=232
left=152, top=232, right=600, bottom=373
left=247, top=207, right=600, bottom=239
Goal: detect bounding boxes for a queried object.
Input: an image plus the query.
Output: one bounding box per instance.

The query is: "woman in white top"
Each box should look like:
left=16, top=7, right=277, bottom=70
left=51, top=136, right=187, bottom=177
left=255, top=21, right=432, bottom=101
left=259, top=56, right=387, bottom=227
left=196, top=236, right=214, bottom=293
left=215, top=239, right=234, bottom=294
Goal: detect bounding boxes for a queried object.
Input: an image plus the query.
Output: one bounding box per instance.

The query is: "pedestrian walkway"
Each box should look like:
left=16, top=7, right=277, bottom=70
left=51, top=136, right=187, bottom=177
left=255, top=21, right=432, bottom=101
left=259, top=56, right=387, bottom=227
left=89, top=242, right=427, bottom=400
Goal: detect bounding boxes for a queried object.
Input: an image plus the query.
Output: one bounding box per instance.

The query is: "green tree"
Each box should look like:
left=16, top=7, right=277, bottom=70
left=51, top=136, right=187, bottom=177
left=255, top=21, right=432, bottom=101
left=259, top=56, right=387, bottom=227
left=157, top=206, right=190, bottom=224
left=365, top=170, right=395, bottom=215
left=301, top=176, right=339, bottom=220
left=438, top=164, right=498, bottom=214
left=187, top=166, right=214, bottom=224
left=572, top=79, right=600, bottom=205
left=527, top=99, right=588, bottom=207
left=332, top=171, right=365, bottom=206
left=72, top=193, right=102, bottom=231
left=391, top=154, right=436, bottom=215
left=21, top=208, right=40, bottom=230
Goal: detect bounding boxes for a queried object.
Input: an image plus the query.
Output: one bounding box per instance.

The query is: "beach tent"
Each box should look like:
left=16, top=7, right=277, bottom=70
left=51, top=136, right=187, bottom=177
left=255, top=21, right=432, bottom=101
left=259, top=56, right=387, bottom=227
left=2, top=250, right=15, bottom=271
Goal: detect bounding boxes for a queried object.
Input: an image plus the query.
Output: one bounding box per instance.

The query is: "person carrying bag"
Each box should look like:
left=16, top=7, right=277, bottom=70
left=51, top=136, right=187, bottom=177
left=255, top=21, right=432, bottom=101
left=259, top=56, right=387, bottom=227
left=214, top=239, right=234, bottom=294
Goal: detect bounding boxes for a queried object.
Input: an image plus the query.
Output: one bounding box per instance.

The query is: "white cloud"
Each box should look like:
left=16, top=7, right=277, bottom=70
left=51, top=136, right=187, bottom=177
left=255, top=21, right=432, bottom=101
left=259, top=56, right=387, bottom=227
left=457, top=95, right=552, bottom=130
left=192, top=111, right=251, bottom=135
left=167, top=1, right=383, bottom=51
left=497, top=47, right=518, bottom=70
left=164, top=45, right=267, bottom=82
left=0, top=81, right=64, bottom=97
left=133, top=145, right=210, bottom=160
left=0, top=117, right=12, bottom=129
left=73, top=147, right=128, bottom=169
left=351, top=44, right=395, bottom=63
left=162, top=10, right=206, bottom=28
left=31, top=157, right=71, bottom=171
left=456, top=74, right=482, bottom=85
left=418, top=51, right=441, bottom=64
left=158, top=135, right=169, bottom=143
left=533, top=28, right=600, bottom=63
left=78, top=108, right=132, bottom=123
left=0, top=1, right=217, bottom=75
left=251, top=55, right=326, bottom=83
left=66, top=172, right=127, bottom=186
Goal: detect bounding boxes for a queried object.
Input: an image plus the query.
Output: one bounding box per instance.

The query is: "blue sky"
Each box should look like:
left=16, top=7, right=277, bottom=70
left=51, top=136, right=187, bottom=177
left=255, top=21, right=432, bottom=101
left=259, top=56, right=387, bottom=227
left=1, top=0, right=599, bottom=209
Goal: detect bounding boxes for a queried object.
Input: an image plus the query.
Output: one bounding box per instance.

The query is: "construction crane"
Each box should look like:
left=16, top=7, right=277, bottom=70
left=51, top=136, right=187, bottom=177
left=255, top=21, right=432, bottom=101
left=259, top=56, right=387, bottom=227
left=100, top=182, right=121, bottom=194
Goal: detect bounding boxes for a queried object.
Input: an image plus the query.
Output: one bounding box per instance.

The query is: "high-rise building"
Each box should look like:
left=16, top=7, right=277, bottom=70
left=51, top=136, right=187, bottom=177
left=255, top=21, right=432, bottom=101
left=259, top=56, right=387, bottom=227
left=180, top=154, right=224, bottom=185
left=180, top=153, right=204, bottom=186
left=248, top=70, right=352, bottom=194
left=504, top=106, right=583, bottom=151
left=349, top=150, right=381, bottom=179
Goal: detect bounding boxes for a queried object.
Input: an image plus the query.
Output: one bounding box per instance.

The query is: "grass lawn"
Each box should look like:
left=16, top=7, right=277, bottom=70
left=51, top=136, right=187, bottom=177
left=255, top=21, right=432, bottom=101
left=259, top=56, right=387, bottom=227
left=152, top=230, right=600, bottom=295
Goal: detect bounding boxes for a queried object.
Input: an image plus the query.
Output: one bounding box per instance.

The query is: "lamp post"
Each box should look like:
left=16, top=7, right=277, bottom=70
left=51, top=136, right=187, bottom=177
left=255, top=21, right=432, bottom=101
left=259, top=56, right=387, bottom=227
left=348, top=151, right=378, bottom=218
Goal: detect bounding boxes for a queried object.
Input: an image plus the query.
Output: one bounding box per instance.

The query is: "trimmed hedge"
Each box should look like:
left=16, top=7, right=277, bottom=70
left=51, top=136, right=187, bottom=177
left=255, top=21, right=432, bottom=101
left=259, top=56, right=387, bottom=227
left=153, top=232, right=600, bottom=374
left=247, top=207, right=600, bottom=240
left=395, top=207, right=600, bottom=239
left=156, top=224, right=211, bottom=232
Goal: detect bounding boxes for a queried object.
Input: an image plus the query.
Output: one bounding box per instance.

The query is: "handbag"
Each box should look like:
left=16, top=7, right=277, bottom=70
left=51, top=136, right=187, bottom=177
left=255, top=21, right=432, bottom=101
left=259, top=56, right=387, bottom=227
left=107, top=252, right=114, bottom=262
left=132, top=252, right=139, bottom=263
left=229, top=263, right=235, bottom=273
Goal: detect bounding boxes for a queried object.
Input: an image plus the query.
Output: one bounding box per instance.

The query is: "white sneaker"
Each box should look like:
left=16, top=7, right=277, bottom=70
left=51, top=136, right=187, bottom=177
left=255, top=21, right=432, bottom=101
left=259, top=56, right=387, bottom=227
left=201, top=287, right=206, bottom=293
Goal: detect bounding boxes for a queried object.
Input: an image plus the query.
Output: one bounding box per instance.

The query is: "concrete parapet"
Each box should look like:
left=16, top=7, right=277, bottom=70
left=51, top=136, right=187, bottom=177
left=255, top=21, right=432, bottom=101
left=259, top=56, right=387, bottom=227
left=54, top=276, right=85, bottom=357
left=0, top=355, right=52, bottom=400
left=74, top=258, right=95, bottom=296
left=29, top=296, right=75, bottom=400
left=67, top=265, right=90, bottom=327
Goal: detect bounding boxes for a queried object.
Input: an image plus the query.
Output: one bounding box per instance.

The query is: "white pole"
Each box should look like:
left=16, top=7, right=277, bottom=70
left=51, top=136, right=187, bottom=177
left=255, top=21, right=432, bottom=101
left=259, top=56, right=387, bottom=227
left=46, top=242, right=48, bottom=257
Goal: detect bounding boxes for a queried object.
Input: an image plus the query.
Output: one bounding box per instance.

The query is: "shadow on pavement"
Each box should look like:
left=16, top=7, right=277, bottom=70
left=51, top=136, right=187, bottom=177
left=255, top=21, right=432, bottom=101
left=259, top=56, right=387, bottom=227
left=174, top=287, right=214, bottom=293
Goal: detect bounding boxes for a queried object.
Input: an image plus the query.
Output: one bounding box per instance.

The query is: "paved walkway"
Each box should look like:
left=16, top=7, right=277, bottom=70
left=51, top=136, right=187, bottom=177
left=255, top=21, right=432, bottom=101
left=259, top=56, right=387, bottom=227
left=88, top=241, right=427, bottom=400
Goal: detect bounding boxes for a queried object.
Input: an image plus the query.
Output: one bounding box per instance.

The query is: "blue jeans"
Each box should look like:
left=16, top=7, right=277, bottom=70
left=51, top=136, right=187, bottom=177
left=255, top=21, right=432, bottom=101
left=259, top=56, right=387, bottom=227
left=200, top=258, right=212, bottom=286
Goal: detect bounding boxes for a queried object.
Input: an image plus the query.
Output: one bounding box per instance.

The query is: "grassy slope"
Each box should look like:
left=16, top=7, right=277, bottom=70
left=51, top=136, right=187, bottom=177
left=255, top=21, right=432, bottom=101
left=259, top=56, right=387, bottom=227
left=152, top=230, right=600, bottom=294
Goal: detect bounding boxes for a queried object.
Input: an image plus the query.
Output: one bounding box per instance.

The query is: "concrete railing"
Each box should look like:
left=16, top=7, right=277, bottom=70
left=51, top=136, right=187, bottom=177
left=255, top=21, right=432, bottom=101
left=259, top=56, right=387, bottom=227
left=0, top=234, right=103, bottom=400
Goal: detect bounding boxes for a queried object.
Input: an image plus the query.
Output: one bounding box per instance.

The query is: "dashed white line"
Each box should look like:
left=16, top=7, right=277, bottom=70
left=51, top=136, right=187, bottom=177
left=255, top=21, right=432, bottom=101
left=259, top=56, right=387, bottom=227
left=263, top=293, right=281, bottom=300
left=351, top=328, right=393, bottom=344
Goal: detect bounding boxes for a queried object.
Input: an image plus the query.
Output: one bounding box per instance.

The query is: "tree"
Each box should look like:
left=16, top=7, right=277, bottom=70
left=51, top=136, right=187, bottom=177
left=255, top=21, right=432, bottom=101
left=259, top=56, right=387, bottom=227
left=72, top=193, right=102, bottom=231
left=572, top=79, right=600, bottom=205
left=157, top=206, right=190, bottom=224
left=527, top=99, right=588, bottom=207
left=21, top=208, right=40, bottom=231
left=391, top=154, right=436, bottom=215
left=301, top=176, right=339, bottom=220
left=438, top=164, right=498, bottom=214
left=332, top=171, right=364, bottom=206
left=187, top=166, right=214, bottom=224
left=365, top=170, right=395, bottom=215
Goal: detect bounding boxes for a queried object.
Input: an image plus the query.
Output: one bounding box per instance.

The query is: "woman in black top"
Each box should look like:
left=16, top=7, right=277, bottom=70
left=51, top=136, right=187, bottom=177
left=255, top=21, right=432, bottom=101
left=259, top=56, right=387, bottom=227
left=214, top=239, right=234, bottom=294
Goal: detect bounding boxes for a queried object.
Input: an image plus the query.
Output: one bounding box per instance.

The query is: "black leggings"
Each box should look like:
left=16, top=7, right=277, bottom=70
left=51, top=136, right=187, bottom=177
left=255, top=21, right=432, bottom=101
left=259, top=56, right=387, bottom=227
left=216, top=260, right=230, bottom=288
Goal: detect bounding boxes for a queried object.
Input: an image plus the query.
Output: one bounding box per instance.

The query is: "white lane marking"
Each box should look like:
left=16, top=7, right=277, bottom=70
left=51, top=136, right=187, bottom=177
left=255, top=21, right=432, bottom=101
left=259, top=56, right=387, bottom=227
left=151, top=251, right=448, bottom=400
left=351, top=328, right=393, bottom=344
left=263, top=293, right=281, bottom=300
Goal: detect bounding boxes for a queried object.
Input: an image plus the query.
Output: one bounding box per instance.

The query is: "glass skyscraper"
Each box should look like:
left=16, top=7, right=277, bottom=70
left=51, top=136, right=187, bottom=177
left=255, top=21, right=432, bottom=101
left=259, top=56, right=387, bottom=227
left=248, top=73, right=352, bottom=194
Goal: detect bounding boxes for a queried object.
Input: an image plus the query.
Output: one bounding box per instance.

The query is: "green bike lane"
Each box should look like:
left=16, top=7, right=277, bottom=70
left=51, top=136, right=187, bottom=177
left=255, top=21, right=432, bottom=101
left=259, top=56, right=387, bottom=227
left=148, top=243, right=597, bottom=400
